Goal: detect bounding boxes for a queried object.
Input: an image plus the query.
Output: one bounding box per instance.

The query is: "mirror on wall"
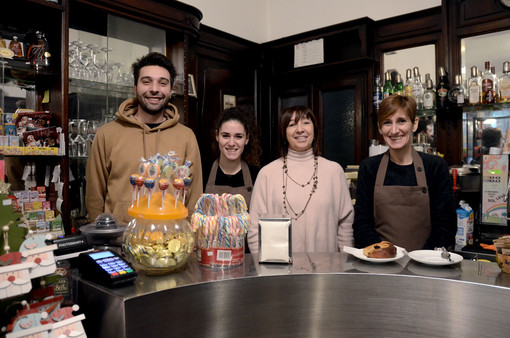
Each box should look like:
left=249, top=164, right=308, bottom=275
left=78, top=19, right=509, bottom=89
left=460, top=30, right=509, bottom=84
left=383, top=44, right=437, bottom=151
left=384, top=44, right=436, bottom=86
left=461, top=30, right=510, bottom=164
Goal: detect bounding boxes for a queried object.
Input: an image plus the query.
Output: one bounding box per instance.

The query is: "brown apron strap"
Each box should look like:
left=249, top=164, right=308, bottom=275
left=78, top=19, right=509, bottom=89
left=375, top=151, right=390, bottom=186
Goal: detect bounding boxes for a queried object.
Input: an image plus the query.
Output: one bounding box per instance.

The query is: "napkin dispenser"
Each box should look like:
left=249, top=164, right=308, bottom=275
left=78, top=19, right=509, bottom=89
left=258, top=218, right=292, bottom=264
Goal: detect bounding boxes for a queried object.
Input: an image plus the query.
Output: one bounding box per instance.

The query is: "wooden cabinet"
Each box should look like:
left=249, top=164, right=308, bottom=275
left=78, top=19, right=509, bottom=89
left=1, top=0, right=202, bottom=233
left=1, top=0, right=67, bottom=231
left=260, top=18, right=375, bottom=166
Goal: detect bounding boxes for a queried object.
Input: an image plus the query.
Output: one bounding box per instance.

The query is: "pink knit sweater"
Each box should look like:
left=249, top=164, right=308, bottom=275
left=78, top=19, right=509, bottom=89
left=248, top=149, right=354, bottom=253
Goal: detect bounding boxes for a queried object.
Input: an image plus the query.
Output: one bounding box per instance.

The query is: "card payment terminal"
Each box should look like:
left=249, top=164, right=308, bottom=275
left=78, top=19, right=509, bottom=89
left=78, top=250, right=137, bottom=288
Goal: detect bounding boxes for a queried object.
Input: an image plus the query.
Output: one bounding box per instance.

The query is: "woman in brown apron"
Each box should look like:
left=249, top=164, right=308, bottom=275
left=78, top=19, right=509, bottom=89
left=353, top=95, right=457, bottom=252
left=205, top=107, right=261, bottom=209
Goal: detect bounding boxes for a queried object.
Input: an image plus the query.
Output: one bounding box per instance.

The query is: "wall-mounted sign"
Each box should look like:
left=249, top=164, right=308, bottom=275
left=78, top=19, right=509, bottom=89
left=294, top=38, right=324, bottom=68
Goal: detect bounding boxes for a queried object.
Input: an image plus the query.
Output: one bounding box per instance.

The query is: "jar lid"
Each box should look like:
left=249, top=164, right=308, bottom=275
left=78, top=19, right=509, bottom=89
left=128, top=191, right=188, bottom=220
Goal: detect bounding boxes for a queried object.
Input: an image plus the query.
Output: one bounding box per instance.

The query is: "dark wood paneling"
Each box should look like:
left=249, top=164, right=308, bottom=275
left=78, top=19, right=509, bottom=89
left=193, top=25, right=259, bottom=186
left=73, top=0, right=202, bottom=37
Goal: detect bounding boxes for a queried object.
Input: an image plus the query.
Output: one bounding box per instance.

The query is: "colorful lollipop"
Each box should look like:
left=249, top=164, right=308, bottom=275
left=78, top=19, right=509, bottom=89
left=182, top=176, right=192, bottom=205
left=138, top=160, right=149, bottom=177
left=144, top=178, right=156, bottom=208
left=147, top=162, right=160, bottom=178
left=174, top=165, right=190, bottom=179
left=134, top=175, right=145, bottom=206
left=173, top=178, right=184, bottom=209
left=130, top=174, right=139, bottom=204
left=158, top=178, right=170, bottom=209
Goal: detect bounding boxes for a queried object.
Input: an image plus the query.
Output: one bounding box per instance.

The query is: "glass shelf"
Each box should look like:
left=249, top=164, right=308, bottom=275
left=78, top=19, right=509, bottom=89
left=69, top=78, right=132, bottom=96
left=461, top=102, right=510, bottom=112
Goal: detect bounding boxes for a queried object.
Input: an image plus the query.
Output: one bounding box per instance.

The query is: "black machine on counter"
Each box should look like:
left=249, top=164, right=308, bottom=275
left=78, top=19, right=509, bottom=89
left=79, top=213, right=126, bottom=254
left=78, top=249, right=137, bottom=288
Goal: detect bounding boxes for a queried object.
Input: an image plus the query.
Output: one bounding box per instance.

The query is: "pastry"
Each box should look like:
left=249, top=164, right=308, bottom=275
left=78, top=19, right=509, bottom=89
left=363, top=241, right=397, bottom=258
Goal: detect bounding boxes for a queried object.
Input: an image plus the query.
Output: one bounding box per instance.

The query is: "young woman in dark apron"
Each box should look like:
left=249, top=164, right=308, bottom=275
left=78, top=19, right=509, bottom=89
left=353, top=95, right=457, bottom=252
left=205, top=107, right=261, bottom=206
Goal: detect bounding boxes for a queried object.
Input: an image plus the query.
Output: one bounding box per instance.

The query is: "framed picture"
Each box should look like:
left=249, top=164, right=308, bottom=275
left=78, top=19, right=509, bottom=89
left=188, top=74, right=197, bottom=98
left=222, top=93, right=237, bottom=110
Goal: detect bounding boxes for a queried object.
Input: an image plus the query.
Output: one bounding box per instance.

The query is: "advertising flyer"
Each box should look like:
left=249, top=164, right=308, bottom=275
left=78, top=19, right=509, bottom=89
left=481, top=155, right=508, bottom=225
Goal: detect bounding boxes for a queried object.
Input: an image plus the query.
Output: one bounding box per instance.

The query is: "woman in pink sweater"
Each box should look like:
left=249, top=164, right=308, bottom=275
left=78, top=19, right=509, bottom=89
left=247, top=106, right=354, bottom=253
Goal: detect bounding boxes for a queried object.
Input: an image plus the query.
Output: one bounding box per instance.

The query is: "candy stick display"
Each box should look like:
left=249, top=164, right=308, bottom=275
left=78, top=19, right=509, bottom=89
left=158, top=178, right=170, bottom=208
left=191, top=193, right=250, bottom=260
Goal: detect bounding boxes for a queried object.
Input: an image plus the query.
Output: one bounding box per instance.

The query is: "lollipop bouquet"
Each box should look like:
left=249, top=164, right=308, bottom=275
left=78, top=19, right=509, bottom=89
left=191, top=193, right=250, bottom=267
left=122, top=152, right=195, bottom=275
left=129, top=151, right=192, bottom=211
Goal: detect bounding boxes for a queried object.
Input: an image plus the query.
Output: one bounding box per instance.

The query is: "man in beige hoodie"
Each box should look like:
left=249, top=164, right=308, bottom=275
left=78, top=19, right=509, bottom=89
left=86, top=52, right=202, bottom=224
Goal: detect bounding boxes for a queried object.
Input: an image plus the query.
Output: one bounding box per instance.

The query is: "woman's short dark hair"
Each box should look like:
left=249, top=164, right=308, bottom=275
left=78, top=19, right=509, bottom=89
left=279, top=106, right=320, bottom=157
left=377, top=95, right=417, bottom=129
left=215, top=107, right=262, bottom=167
left=482, top=127, right=502, bottom=148
left=131, top=52, right=177, bottom=87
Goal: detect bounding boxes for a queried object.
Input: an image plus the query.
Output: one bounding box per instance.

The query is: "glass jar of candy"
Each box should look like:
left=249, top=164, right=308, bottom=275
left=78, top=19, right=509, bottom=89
left=122, top=192, right=194, bottom=275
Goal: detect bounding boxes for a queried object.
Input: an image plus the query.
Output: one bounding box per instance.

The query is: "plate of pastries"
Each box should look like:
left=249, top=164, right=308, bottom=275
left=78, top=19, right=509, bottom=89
left=344, top=241, right=405, bottom=263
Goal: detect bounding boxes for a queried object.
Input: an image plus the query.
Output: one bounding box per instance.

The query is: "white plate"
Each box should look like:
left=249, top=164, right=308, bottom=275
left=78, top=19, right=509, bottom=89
left=408, top=250, right=463, bottom=266
left=343, top=245, right=405, bottom=263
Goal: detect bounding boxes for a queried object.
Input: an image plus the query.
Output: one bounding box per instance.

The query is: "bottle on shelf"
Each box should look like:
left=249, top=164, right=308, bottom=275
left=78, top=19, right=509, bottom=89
left=9, top=36, right=23, bottom=58
left=436, top=66, right=450, bottom=111
left=373, top=74, right=383, bottom=112
left=500, top=61, right=510, bottom=103
left=27, top=31, right=51, bottom=71
left=423, top=78, right=435, bottom=110
left=448, top=74, right=465, bottom=106
left=404, top=68, right=413, bottom=97
left=481, top=61, right=496, bottom=104
left=491, top=66, right=499, bottom=103
left=468, top=66, right=481, bottom=105
left=383, top=71, right=394, bottom=98
left=394, top=73, right=404, bottom=95
left=412, top=67, right=423, bottom=109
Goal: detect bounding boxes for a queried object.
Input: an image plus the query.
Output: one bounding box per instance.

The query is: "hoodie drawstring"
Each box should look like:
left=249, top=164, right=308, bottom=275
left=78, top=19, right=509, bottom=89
left=141, top=126, right=162, bottom=159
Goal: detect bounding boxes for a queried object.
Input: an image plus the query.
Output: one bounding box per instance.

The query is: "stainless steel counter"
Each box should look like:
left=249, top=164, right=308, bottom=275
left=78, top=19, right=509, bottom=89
left=76, top=253, right=510, bottom=337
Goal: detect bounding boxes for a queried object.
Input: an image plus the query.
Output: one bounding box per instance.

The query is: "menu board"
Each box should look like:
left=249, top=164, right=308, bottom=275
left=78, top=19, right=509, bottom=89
left=481, top=155, right=509, bottom=225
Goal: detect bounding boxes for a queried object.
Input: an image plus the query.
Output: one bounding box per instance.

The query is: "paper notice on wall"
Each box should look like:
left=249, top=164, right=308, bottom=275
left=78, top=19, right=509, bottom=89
left=294, top=38, right=324, bottom=68
left=481, top=155, right=508, bottom=225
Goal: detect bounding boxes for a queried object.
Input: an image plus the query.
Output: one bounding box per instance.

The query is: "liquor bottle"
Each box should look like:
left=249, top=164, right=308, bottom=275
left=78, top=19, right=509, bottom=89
left=9, top=36, right=23, bottom=57
left=491, top=66, right=499, bottom=102
left=412, top=67, right=423, bottom=109
left=404, top=69, right=413, bottom=96
left=27, top=31, right=51, bottom=71
left=394, top=73, right=404, bottom=95
left=423, top=79, right=435, bottom=110
left=382, top=71, right=394, bottom=98
left=436, top=66, right=450, bottom=111
left=468, top=66, right=481, bottom=105
left=481, top=61, right=495, bottom=104
left=500, top=61, right=510, bottom=103
left=448, top=74, right=465, bottom=106
left=373, top=74, right=383, bottom=111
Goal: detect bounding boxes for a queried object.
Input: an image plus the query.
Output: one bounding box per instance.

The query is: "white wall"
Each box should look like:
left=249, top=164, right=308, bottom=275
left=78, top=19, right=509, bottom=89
left=179, top=0, right=441, bottom=43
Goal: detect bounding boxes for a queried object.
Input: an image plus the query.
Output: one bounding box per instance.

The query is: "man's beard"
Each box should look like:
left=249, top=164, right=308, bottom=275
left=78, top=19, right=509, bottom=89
left=138, top=95, right=170, bottom=115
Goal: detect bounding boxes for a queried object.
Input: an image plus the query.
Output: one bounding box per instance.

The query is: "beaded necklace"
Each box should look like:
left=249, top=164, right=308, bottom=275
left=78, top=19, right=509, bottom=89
left=282, top=155, right=318, bottom=220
